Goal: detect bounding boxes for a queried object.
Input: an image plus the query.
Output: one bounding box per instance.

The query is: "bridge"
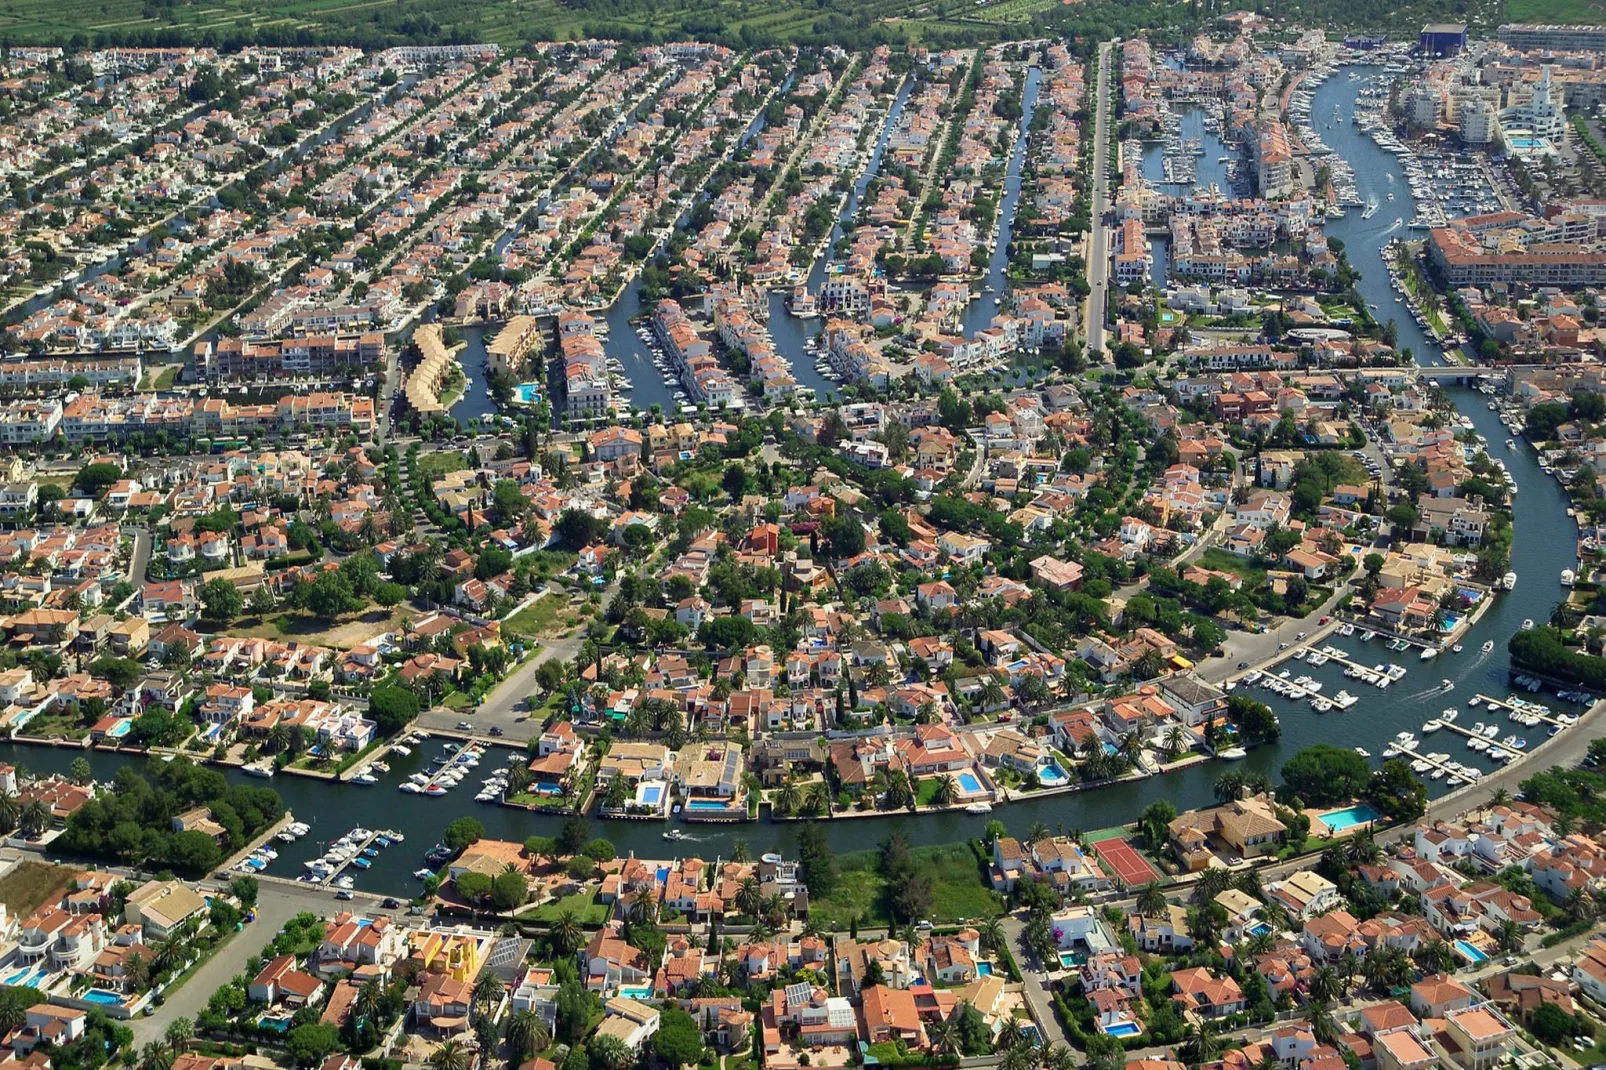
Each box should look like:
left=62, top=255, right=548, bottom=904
left=1411, top=364, right=1550, bottom=383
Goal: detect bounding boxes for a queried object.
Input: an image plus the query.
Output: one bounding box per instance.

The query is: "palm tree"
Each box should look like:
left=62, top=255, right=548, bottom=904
left=804, top=781, right=831, bottom=815
left=507, top=1009, right=551, bottom=1059
left=473, top=970, right=504, bottom=1009
left=1490, top=787, right=1512, bottom=807
left=1028, top=821, right=1052, bottom=843
left=1042, top=1045, right=1075, bottom=1070
left=139, top=1044, right=174, bottom=1070
left=354, top=978, right=382, bottom=1023
left=1307, top=999, right=1337, bottom=1044
left=152, top=936, right=186, bottom=977
left=1137, top=881, right=1168, bottom=918
left=550, top=910, right=584, bottom=956
left=977, top=917, right=1006, bottom=955
left=932, top=774, right=957, bottom=807
left=429, top=1040, right=471, bottom=1070
left=926, top=1017, right=959, bottom=1057
left=736, top=876, right=762, bottom=918
left=163, top=1018, right=193, bottom=1053
left=18, top=799, right=48, bottom=838
left=1164, top=724, right=1186, bottom=760
left=1309, top=966, right=1339, bottom=1004
left=996, top=1018, right=1026, bottom=1051
left=775, top=778, right=802, bottom=815
left=1180, top=1020, right=1218, bottom=1065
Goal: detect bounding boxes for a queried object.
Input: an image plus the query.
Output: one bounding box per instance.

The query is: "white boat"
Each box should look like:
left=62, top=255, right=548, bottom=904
left=1422, top=719, right=1442, bottom=733
left=1442, top=708, right=1458, bottom=722
left=1420, top=646, right=1438, bottom=661
left=964, top=802, right=994, bottom=814
left=244, top=761, right=276, bottom=778
left=1503, top=572, right=1518, bottom=590
left=400, top=783, right=421, bottom=793
left=413, top=868, right=434, bottom=880
left=1218, top=747, right=1248, bottom=761
left=1521, top=619, right=1535, bottom=630
left=1360, top=631, right=1376, bottom=642
left=1562, top=569, right=1576, bottom=587
left=1354, top=747, right=1371, bottom=758
left=664, top=829, right=686, bottom=841
left=353, top=774, right=377, bottom=785
left=1481, top=641, right=1494, bottom=654
left=391, top=745, right=412, bottom=757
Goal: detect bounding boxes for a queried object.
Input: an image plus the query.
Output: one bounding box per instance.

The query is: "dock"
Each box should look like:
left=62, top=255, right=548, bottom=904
left=1471, top=693, right=1569, bottom=728
left=319, top=829, right=386, bottom=886
left=1393, top=745, right=1484, bottom=784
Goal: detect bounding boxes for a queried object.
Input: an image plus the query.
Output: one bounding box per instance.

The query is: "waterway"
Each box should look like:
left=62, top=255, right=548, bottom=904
left=3, top=72, right=1581, bottom=893
left=960, top=65, right=1041, bottom=338
left=1141, top=105, right=1236, bottom=291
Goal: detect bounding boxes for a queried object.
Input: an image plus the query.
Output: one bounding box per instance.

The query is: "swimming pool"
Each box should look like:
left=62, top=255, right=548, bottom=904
left=639, top=785, right=662, bottom=805
left=1319, top=804, right=1381, bottom=832
left=534, top=783, right=562, bottom=795
left=1037, top=759, right=1070, bottom=786
left=1454, top=939, right=1488, bottom=964
left=976, top=962, right=993, bottom=977
left=78, top=990, right=124, bottom=1006
left=1102, top=1022, right=1142, bottom=1038
left=1057, top=951, right=1083, bottom=969
left=686, top=800, right=731, bottom=811
left=957, top=772, right=983, bottom=794
left=512, top=383, right=543, bottom=404
left=1508, top=137, right=1544, bottom=149
left=1246, top=922, right=1272, bottom=938
left=619, top=985, right=653, bottom=999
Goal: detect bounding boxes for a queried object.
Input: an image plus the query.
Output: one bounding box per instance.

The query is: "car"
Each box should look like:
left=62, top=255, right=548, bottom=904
left=335, top=889, right=355, bottom=901
left=457, top=721, right=471, bottom=730
left=1295, top=631, right=1307, bottom=640
left=1277, top=642, right=1289, bottom=651
left=407, top=904, right=427, bottom=915
left=1237, top=661, right=1249, bottom=669
left=1501, top=955, right=1518, bottom=966
left=489, top=726, right=504, bottom=737
left=1319, top=616, right=1330, bottom=625
left=1228, top=856, right=1243, bottom=867
left=381, top=897, right=401, bottom=909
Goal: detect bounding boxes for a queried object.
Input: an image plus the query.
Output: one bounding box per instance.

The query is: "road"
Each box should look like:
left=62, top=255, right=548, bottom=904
left=127, top=528, right=152, bottom=589
left=1000, top=915, right=1070, bottom=1050
left=1085, top=41, right=1114, bottom=360
left=412, top=581, right=615, bottom=742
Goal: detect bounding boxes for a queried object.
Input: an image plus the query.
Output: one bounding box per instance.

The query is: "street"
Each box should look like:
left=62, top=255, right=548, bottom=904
left=1085, top=41, right=1114, bottom=360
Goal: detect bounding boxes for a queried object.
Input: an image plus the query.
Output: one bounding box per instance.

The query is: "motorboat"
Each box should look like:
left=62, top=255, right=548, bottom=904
left=400, top=783, right=421, bottom=793
left=1503, top=572, right=1518, bottom=590
left=1355, top=747, right=1371, bottom=758
left=664, top=829, right=686, bottom=841
left=1218, top=747, right=1247, bottom=760
left=1481, top=641, right=1494, bottom=654
left=965, top=802, right=993, bottom=814
left=1441, top=708, right=1458, bottom=722
left=244, top=761, right=276, bottom=778
left=1562, top=569, right=1576, bottom=587
left=353, top=774, right=378, bottom=785
left=1422, top=719, right=1442, bottom=733
left=414, top=868, right=434, bottom=880
left=1521, top=619, right=1535, bottom=630
left=1452, top=644, right=1463, bottom=653
left=1420, top=646, right=1438, bottom=661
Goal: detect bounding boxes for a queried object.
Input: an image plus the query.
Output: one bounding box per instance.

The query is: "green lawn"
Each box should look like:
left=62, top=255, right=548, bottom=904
left=915, top=778, right=942, bottom=806
left=526, top=890, right=610, bottom=926
left=807, top=842, right=1002, bottom=929
left=414, top=451, right=470, bottom=482
left=1198, top=547, right=1266, bottom=583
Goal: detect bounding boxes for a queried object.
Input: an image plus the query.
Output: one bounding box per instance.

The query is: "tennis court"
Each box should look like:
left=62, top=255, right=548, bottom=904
left=1090, top=836, right=1160, bottom=887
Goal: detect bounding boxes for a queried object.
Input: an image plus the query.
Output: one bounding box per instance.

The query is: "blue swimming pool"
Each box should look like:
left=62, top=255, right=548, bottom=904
left=619, top=985, right=653, bottom=999
left=1509, top=137, right=1544, bottom=149
left=1038, top=759, right=1070, bottom=786
left=535, top=783, right=562, bottom=795
left=640, top=785, right=663, bottom=805
left=1454, top=939, right=1488, bottom=964
left=1057, top=951, right=1083, bottom=969
left=958, top=772, right=982, bottom=794
left=1103, top=1022, right=1142, bottom=1038
left=1246, top=922, right=1272, bottom=938
left=513, top=383, right=543, bottom=404
left=79, top=990, right=124, bottom=1006
left=1320, top=804, right=1381, bottom=832
left=686, top=800, right=730, bottom=811
left=976, top=962, right=993, bottom=976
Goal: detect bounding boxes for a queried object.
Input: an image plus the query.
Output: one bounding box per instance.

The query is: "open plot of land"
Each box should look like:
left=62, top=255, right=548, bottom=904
left=807, top=843, right=1003, bottom=929
left=222, top=603, right=415, bottom=649
left=502, top=593, right=571, bottom=639
left=0, top=861, right=77, bottom=917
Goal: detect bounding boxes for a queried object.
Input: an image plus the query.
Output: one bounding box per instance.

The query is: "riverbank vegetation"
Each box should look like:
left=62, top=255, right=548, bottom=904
left=58, top=758, right=284, bottom=874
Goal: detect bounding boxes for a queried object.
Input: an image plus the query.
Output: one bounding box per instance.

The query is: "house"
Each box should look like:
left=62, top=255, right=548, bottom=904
left=1410, top=974, right=1476, bottom=1018
left=413, top=973, right=473, bottom=1034
left=595, top=998, right=660, bottom=1050
left=123, top=879, right=208, bottom=939
left=860, top=984, right=925, bottom=1046
left=250, top=955, right=327, bottom=1007
left=1170, top=967, right=1245, bottom=1018
left=1440, top=1006, right=1514, bottom=1070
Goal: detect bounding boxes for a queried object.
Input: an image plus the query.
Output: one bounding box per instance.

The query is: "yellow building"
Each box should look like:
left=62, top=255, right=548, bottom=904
left=407, top=927, right=489, bottom=983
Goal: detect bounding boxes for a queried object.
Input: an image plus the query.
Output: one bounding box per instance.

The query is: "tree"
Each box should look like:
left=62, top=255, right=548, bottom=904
left=586, top=1034, right=632, bottom=1070
left=1530, top=1001, right=1581, bottom=1045
left=551, top=910, right=584, bottom=956
left=443, top=817, right=484, bottom=853
left=1137, top=881, right=1168, bottom=918
left=164, top=1017, right=194, bottom=1053
left=796, top=823, right=836, bottom=897
left=285, top=1024, right=341, bottom=1068
left=1279, top=745, right=1370, bottom=806
left=429, top=1040, right=471, bottom=1070
left=200, top=578, right=244, bottom=623
left=229, top=875, right=259, bottom=908
left=508, top=1010, right=551, bottom=1060
left=1366, top=759, right=1428, bottom=822
left=652, top=1007, right=704, bottom=1067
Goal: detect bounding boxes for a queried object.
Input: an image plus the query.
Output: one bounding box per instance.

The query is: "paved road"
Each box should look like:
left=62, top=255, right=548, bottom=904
left=127, top=528, right=152, bottom=588
left=413, top=582, right=612, bottom=742
left=1000, top=915, right=1071, bottom=1051
left=1085, top=41, right=1114, bottom=360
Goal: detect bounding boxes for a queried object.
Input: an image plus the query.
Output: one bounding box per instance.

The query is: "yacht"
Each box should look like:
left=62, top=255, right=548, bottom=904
left=965, top=802, right=994, bottom=814
left=244, top=761, right=276, bottom=778
left=1218, top=747, right=1248, bottom=761
left=1562, top=569, right=1576, bottom=587
left=1420, top=646, right=1438, bottom=661
left=1354, top=747, right=1371, bottom=758
left=1422, top=719, right=1442, bottom=733
left=1503, top=572, right=1518, bottom=590
left=413, top=868, right=434, bottom=880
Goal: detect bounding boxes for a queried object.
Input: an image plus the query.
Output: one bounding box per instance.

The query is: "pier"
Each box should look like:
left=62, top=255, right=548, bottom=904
left=1472, top=693, right=1569, bottom=728
left=318, top=829, right=387, bottom=886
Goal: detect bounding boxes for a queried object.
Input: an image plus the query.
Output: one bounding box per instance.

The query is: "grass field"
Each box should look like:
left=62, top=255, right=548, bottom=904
left=807, top=842, right=1003, bottom=929
left=503, top=593, right=569, bottom=639
left=526, top=889, right=610, bottom=926
left=0, top=862, right=76, bottom=917
left=224, top=603, right=414, bottom=649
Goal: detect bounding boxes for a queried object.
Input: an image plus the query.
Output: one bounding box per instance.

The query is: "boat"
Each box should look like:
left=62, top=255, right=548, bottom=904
left=1521, top=619, right=1535, bottom=630
left=1420, top=646, right=1438, bottom=661
left=353, top=774, right=378, bottom=785
left=1422, top=719, right=1442, bottom=733
left=424, top=784, right=448, bottom=796
left=244, top=761, right=276, bottom=778
left=1562, top=569, right=1576, bottom=587
left=1360, top=630, right=1376, bottom=642
left=964, top=802, right=994, bottom=814
left=1355, top=747, right=1371, bottom=758
left=1443, top=679, right=1454, bottom=691
left=663, top=829, right=686, bottom=841
left=1218, top=747, right=1248, bottom=761
left=413, top=868, right=434, bottom=880
left=1481, top=641, right=1494, bottom=654
left=391, top=745, right=412, bottom=757
left=1503, top=572, right=1518, bottom=590
left=351, top=856, right=371, bottom=869
left=399, top=783, right=421, bottom=793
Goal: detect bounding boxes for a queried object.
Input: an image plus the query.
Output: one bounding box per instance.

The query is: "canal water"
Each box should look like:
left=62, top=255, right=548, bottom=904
left=2, top=71, right=1579, bottom=893
left=960, top=66, right=1041, bottom=338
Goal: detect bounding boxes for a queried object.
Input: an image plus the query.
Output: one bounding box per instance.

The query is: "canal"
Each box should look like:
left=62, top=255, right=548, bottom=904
left=2, top=72, right=1579, bottom=894
left=959, top=65, right=1042, bottom=337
